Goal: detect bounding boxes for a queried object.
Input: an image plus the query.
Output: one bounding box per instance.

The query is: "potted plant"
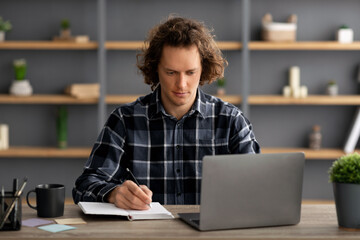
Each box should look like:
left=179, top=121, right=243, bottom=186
left=216, top=77, right=226, bottom=96
left=337, top=25, right=353, bottom=44
left=0, top=16, right=12, bottom=42
left=9, top=59, right=33, bottom=96
left=327, top=80, right=338, bottom=96
left=328, top=152, right=360, bottom=229
left=60, top=19, right=71, bottom=39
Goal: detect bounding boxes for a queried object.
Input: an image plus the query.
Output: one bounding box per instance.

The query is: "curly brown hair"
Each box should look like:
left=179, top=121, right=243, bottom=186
left=137, top=17, right=228, bottom=90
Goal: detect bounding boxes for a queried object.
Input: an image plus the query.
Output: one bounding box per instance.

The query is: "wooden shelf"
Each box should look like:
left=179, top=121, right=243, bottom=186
left=0, top=94, right=98, bottom=104
left=106, top=41, right=242, bottom=50
left=106, top=94, right=242, bottom=105
left=2, top=41, right=359, bottom=51
left=0, top=147, right=91, bottom=158
left=249, top=41, right=360, bottom=51
left=2, top=94, right=359, bottom=106
left=248, top=95, right=360, bottom=105
left=0, top=41, right=98, bottom=50
left=0, top=146, right=353, bottom=159
left=262, top=147, right=356, bottom=160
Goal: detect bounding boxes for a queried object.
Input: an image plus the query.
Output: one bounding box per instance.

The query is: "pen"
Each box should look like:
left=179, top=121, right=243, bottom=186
left=0, top=177, right=27, bottom=229
left=126, top=168, right=151, bottom=208
left=13, top=178, right=18, bottom=229
left=1, top=186, right=4, bottom=217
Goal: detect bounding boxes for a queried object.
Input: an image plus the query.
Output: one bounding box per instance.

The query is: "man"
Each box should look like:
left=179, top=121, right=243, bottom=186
left=73, top=17, right=260, bottom=210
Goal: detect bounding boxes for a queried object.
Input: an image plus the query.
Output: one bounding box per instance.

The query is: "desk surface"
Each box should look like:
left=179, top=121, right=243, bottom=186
left=1, top=204, right=359, bottom=240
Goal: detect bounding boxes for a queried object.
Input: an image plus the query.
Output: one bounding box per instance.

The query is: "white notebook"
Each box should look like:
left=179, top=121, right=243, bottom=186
left=78, top=202, right=174, bottom=221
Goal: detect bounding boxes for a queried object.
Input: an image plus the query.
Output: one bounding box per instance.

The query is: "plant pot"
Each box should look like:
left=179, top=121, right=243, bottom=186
left=333, top=182, right=360, bottom=229
left=327, top=85, right=338, bottom=96
left=0, top=31, right=5, bottom=42
left=217, top=87, right=226, bottom=96
left=9, top=80, right=33, bottom=96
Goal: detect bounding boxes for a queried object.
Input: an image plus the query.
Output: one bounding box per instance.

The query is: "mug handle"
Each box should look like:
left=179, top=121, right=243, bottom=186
left=26, top=190, right=37, bottom=210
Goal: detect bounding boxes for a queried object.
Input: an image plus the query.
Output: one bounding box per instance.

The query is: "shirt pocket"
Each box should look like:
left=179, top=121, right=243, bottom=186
left=197, top=138, right=230, bottom=156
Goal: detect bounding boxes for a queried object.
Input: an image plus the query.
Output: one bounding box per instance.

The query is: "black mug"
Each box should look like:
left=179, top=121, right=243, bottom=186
left=26, top=184, right=65, bottom=218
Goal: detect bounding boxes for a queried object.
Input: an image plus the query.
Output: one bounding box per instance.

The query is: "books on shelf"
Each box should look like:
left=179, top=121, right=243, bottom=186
left=65, top=83, right=99, bottom=99
left=344, top=107, right=360, bottom=154
left=78, top=202, right=174, bottom=221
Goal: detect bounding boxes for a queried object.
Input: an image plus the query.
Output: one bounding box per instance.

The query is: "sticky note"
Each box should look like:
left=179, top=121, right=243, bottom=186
left=22, top=218, right=54, bottom=227
left=55, top=218, right=86, bottom=225
left=38, top=224, right=76, bottom=233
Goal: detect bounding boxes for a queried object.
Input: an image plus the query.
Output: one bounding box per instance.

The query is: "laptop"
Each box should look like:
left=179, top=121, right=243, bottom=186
left=178, top=152, right=305, bottom=231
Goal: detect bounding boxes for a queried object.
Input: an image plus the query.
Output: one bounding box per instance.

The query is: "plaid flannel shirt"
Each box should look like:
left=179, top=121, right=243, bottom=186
left=73, top=87, right=260, bottom=205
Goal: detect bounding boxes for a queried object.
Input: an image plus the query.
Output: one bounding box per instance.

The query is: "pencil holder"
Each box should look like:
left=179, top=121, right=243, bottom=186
left=0, top=192, right=22, bottom=231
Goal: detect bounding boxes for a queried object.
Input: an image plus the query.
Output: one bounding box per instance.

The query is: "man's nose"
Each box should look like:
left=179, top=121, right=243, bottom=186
left=176, top=73, right=187, bottom=89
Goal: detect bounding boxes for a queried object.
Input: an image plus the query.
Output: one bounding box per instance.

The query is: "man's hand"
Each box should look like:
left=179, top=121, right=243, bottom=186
left=107, top=180, right=153, bottom=210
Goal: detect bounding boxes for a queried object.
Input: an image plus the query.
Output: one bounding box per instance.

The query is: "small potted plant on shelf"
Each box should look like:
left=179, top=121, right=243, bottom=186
left=337, top=25, right=354, bottom=44
left=60, top=19, right=71, bottom=40
left=328, top=152, right=360, bottom=229
left=216, top=77, right=226, bottom=96
left=9, top=59, right=33, bottom=96
left=57, top=106, right=68, bottom=149
left=326, top=80, right=338, bottom=96
left=0, top=16, right=12, bottom=42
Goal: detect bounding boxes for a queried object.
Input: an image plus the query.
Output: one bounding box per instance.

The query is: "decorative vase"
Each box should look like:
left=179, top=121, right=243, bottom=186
left=333, top=182, right=360, bottom=229
left=217, top=87, right=226, bottom=96
left=327, top=85, right=338, bottom=96
left=337, top=28, right=354, bottom=44
left=9, top=80, right=33, bottom=96
left=0, top=31, right=5, bottom=42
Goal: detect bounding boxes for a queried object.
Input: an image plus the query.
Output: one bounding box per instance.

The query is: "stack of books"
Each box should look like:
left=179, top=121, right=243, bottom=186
left=65, top=83, right=100, bottom=99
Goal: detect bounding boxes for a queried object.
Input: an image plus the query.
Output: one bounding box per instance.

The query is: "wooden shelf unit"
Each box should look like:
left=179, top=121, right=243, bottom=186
left=0, top=41, right=98, bottom=50
left=249, top=41, right=360, bottom=51
left=1, top=94, right=359, bottom=106
left=106, top=41, right=242, bottom=50
left=0, top=41, right=242, bottom=51
left=0, top=146, right=353, bottom=159
left=248, top=95, right=360, bottom=105
left=0, top=94, right=98, bottom=104
left=0, top=147, right=91, bottom=158
left=106, top=94, right=242, bottom=105
left=261, top=148, right=355, bottom=160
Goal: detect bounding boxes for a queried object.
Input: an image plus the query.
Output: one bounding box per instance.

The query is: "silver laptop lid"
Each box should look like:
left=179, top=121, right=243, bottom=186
left=199, top=152, right=305, bottom=231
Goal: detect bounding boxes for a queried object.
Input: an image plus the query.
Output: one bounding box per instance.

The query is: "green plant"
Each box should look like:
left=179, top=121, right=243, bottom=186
left=13, top=59, right=27, bottom=81
left=61, top=19, right=70, bottom=30
left=57, top=106, right=68, bottom=149
left=217, top=77, right=226, bottom=88
left=329, top=152, right=360, bottom=184
left=0, top=16, right=12, bottom=32
left=339, top=24, right=349, bottom=29
left=328, top=80, right=337, bottom=86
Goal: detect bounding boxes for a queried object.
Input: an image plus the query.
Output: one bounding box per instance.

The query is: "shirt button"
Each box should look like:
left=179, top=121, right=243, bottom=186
left=176, top=145, right=180, bottom=150
left=176, top=169, right=180, bottom=174
left=177, top=192, right=182, bottom=197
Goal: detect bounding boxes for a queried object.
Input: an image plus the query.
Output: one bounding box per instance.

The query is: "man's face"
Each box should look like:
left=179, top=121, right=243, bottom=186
left=157, top=44, right=202, bottom=119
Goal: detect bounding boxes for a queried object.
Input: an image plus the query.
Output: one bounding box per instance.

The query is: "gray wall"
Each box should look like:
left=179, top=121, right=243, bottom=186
left=0, top=0, right=359, bottom=201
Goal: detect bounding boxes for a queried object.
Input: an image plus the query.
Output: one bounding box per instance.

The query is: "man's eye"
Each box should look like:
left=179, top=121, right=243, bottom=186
left=166, top=71, right=174, bottom=75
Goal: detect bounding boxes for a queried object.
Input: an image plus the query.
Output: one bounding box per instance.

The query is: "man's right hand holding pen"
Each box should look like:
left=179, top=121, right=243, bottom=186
left=107, top=169, right=153, bottom=210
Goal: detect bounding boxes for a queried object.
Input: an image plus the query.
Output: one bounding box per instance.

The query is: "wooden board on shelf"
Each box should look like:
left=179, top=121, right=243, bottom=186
left=261, top=147, right=358, bottom=160
left=105, top=41, right=242, bottom=51
left=0, top=147, right=91, bottom=158
left=249, top=95, right=360, bottom=105
left=0, top=94, right=98, bottom=104
left=249, top=41, right=360, bottom=51
left=0, top=41, right=98, bottom=50
left=106, top=94, right=242, bottom=105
